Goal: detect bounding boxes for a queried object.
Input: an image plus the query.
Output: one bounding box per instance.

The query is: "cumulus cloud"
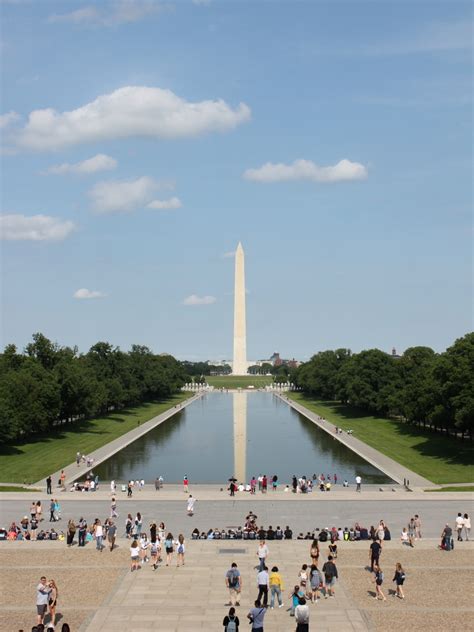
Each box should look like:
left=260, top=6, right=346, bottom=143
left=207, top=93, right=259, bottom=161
left=146, top=196, right=182, bottom=210
left=48, top=1, right=161, bottom=27
left=183, top=294, right=217, bottom=306
left=89, top=176, right=160, bottom=213
left=73, top=288, right=106, bottom=299
left=0, top=111, right=20, bottom=129
left=0, top=214, right=76, bottom=241
left=14, top=86, right=251, bottom=151
left=243, top=159, right=368, bottom=183
left=44, top=153, right=117, bottom=175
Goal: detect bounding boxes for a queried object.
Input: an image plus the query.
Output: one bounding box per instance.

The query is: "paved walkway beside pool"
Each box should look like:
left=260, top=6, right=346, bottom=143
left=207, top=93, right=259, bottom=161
left=35, top=393, right=203, bottom=489
left=277, top=394, right=433, bottom=488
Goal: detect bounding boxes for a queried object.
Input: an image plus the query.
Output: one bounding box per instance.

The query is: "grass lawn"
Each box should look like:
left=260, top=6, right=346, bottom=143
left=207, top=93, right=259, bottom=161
left=0, top=486, right=41, bottom=492
left=425, top=486, right=474, bottom=492
left=288, top=393, right=474, bottom=485
left=206, top=375, right=273, bottom=389
left=0, top=393, right=191, bottom=484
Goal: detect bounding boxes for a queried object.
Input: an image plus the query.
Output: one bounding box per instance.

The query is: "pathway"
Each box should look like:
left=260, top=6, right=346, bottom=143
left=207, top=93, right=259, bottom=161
left=84, top=540, right=370, bottom=632
left=35, top=393, right=203, bottom=489
left=277, top=394, right=433, bottom=488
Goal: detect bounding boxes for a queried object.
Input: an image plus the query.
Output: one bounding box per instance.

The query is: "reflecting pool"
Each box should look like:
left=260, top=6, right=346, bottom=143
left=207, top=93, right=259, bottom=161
left=95, top=392, right=392, bottom=483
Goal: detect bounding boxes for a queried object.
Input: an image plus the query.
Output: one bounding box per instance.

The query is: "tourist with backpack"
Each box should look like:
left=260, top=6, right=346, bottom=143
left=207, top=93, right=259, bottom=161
left=247, top=600, right=266, bottom=631
left=223, top=606, right=240, bottom=631
left=372, top=563, right=386, bottom=601
left=322, top=555, right=338, bottom=598
left=226, top=562, right=242, bottom=606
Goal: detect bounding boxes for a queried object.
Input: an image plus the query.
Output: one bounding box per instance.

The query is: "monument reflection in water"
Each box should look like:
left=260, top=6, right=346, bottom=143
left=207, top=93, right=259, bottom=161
left=95, top=392, right=392, bottom=484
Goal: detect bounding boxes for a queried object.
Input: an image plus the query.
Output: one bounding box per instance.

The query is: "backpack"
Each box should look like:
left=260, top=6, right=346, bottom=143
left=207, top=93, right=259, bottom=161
left=228, top=570, right=239, bottom=588
left=226, top=617, right=237, bottom=632
left=178, top=544, right=184, bottom=554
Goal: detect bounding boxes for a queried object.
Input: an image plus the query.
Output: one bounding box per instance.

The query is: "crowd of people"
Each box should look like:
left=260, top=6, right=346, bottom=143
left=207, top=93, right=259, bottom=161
left=227, top=473, right=356, bottom=495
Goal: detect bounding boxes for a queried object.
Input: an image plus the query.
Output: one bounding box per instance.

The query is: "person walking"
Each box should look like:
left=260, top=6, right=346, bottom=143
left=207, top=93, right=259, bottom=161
left=108, top=521, right=117, bottom=551
left=372, top=563, right=386, bottom=601
left=309, top=565, right=323, bottom=602
left=262, top=475, right=268, bottom=493
left=257, top=540, right=269, bottom=571
left=127, top=481, right=133, bottom=497
left=414, top=514, right=422, bottom=540
left=176, top=534, right=185, bottom=566
left=272, top=475, right=278, bottom=491
left=455, top=513, right=465, bottom=541
left=294, top=596, right=310, bottom=632
left=49, top=500, right=56, bottom=523
left=408, top=518, right=416, bottom=547
left=392, top=563, right=405, bottom=599
left=355, top=475, right=362, bottom=492
left=247, top=600, right=266, bottom=632
left=150, top=539, right=161, bottom=570
left=322, top=556, right=338, bottom=598
left=94, top=519, right=104, bottom=552
left=226, top=562, right=242, bottom=607
left=48, top=579, right=58, bottom=627
left=223, top=606, right=240, bottom=631
left=298, top=564, right=309, bottom=597
left=130, top=540, right=140, bottom=571
left=369, top=539, right=382, bottom=571
left=135, top=512, right=143, bottom=537
left=187, top=495, right=196, bottom=516
left=110, top=497, right=118, bottom=518
left=463, top=513, right=471, bottom=540
left=140, top=533, right=150, bottom=564
left=77, top=517, right=87, bottom=547
left=46, top=476, right=52, bottom=495
left=54, top=498, right=61, bottom=521
left=183, top=475, right=189, bottom=493
left=110, top=480, right=116, bottom=495
left=125, top=514, right=133, bottom=539
left=60, top=470, right=66, bottom=490
left=36, top=501, right=43, bottom=522
left=36, top=576, right=51, bottom=626
left=269, top=566, right=284, bottom=609
left=66, top=519, right=76, bottom=547
left=310, top=540, right=319, bottom=565
left=256, top=565, right=269, bottom=607
left=164, top=532, right=174, bottom=566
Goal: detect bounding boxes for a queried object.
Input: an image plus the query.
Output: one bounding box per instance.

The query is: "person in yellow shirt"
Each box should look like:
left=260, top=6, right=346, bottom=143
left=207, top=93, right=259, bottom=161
left=269, top=566, right=284, bottom=608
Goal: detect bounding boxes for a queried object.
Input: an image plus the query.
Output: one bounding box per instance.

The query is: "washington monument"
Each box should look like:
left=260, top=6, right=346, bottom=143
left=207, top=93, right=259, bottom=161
left=232, top=242, right=248, bottom=375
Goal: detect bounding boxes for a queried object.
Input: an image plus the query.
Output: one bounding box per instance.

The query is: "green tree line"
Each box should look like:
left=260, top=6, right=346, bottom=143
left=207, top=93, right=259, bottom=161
left=0, top=333, right=188, bottom=442
left=294, top=332, right=474, bottom=438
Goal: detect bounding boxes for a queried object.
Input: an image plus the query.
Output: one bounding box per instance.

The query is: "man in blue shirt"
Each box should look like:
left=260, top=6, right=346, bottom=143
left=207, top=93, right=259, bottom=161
left=247, top=601, right=266, bottom=632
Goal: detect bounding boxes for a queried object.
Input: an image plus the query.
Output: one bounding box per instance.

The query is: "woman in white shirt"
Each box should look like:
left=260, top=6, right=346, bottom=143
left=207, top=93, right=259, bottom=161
left=139, top=534, right=150, bottom=564
left=94, top=520, right=103, bottom=552
left=463, top=514, right=470, bottom=541
left=130, top=540, right=140, bottom=571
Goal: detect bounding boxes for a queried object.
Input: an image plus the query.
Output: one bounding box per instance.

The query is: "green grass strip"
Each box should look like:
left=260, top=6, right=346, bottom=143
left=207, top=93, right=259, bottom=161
left=206, top=375, right=273, bottom=388
left=288, top=393, right=474, bottom=485
left=0, top=393, right=191, bottom=484
left=425, top=486, right=474, bottom=492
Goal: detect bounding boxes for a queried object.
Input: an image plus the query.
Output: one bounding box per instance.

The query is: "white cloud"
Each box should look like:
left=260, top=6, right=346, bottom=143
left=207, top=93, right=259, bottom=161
left=44, top=153, right=117, bottom=175
left=223, top=250, right=235, bottom=258
left=183, top=294, right=217, bottom=306
left=192, top=0, right=211, bottom=5
left=147, top=196, right=182, bottom=210
left=0, top=110, right=20, bottom=129
left=48, top=1, right=161, bottom=27
left=0, top=214, right=76, bottom=241
left=243, top=159, right=368, bottom=183
left=73, top=288, right=106, bottom=299
left=89, top=176, right=159, bottom=213
left=14, top=86, right=251, bottom=151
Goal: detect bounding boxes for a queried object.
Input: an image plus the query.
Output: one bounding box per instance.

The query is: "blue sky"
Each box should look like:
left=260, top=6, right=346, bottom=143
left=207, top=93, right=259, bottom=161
left=1, top=0, right=472, bottom=361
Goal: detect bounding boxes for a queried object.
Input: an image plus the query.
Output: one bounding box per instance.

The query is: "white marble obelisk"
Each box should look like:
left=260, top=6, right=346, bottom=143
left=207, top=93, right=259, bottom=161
left=232, top=242, right=247, bottom=375
left=233, top=391, right=247, bottom=483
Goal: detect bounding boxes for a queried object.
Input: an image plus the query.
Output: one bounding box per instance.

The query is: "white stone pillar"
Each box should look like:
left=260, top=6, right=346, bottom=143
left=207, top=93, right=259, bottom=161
left=233, top=242, right=247, bottom=375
